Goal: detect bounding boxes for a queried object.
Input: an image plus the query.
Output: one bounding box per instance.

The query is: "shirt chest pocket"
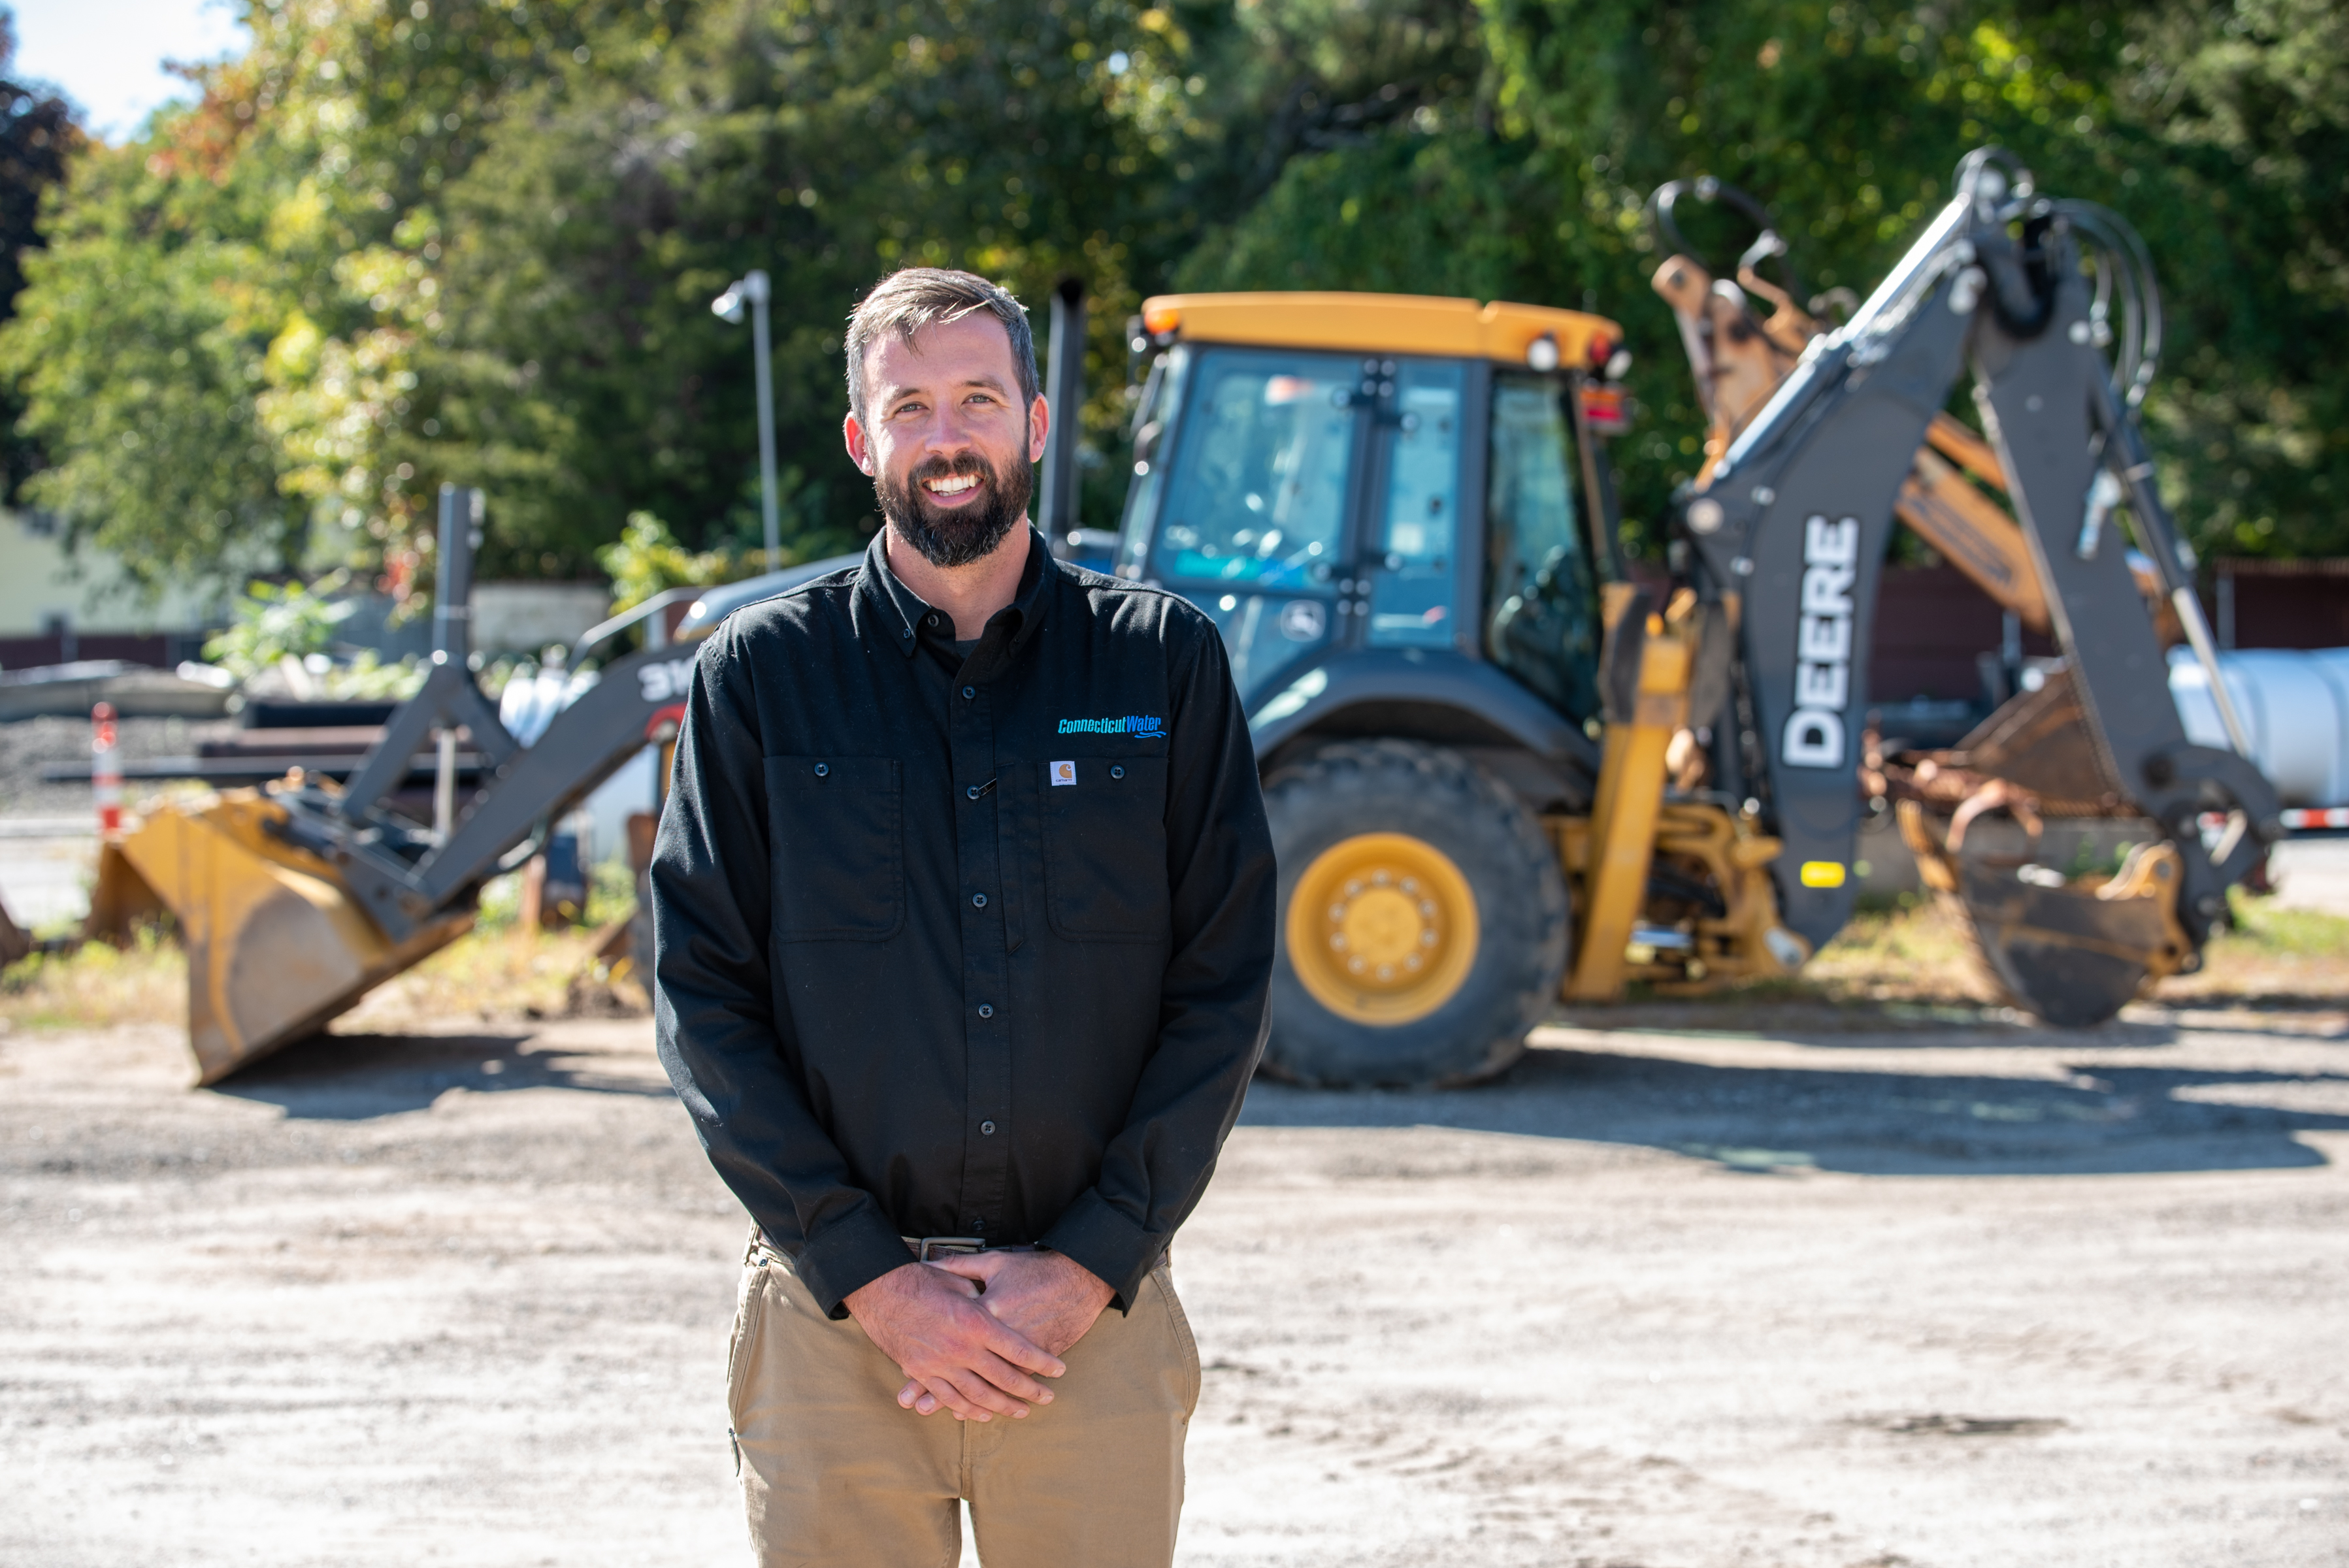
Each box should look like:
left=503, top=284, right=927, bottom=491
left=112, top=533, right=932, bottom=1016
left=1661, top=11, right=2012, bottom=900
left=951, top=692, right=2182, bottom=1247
left=1042, top=755, right=1170, bottom=943
left=765, top=756, right=903, bottom=941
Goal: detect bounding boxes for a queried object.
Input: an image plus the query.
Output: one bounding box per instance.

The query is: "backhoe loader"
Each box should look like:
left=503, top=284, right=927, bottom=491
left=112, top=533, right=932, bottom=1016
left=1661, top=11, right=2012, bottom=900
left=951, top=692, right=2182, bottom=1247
left=101, top=144, right=2277, bottom=1089
left=1085, top=143, right=2274, bottom=1082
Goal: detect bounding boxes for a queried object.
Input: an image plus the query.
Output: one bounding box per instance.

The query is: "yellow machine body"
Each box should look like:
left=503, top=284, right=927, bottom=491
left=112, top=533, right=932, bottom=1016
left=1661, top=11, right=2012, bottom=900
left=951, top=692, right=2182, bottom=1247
left=1555, top=585, right=1806, bottom=1002
left=1137, top=290, right=1810, bottom=1028
left=94, top=791, right=472, bottom=1084
left=1139, top=291, right=1620, bottom=367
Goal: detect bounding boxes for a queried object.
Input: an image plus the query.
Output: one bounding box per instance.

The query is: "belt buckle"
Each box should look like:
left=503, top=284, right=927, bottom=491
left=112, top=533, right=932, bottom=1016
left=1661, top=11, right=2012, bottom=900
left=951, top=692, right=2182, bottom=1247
left=911, top=1235, right=988, bottom=1263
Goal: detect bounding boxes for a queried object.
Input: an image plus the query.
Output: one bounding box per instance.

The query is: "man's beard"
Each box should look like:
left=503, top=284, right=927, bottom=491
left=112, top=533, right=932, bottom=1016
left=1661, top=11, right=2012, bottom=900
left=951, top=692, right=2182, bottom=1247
left=877, top=440, right=1033, bottom=569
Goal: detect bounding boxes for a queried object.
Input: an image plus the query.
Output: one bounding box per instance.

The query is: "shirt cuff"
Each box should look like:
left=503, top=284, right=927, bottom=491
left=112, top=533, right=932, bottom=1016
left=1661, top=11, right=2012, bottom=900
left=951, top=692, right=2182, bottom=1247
left=1039, top=1188, right=1165, bottom=1314
left=790, top=1206, right=915, bottom=1320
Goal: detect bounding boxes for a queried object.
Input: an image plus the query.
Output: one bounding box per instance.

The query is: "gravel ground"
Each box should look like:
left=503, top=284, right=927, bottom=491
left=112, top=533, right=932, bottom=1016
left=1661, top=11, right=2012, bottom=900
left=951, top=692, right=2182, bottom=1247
left=3, top=1006, right=2344, bottom=1567
left=0, top=714, right=237, bottom=817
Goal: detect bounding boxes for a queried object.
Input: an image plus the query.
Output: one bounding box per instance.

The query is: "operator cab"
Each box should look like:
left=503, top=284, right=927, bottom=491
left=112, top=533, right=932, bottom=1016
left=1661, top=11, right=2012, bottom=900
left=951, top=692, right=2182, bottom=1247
left=1112, top=293, right=1628, bottom=747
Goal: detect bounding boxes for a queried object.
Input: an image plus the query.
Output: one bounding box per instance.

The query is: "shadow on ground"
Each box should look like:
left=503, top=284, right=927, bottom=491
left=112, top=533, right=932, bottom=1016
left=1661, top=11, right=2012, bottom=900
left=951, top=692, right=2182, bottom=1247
left=1545, top=998, right=2349, bottom=1049
left=1240, top=1042, right=2349, bottom=1177
left=210, top=1028, right=674, bottom=1120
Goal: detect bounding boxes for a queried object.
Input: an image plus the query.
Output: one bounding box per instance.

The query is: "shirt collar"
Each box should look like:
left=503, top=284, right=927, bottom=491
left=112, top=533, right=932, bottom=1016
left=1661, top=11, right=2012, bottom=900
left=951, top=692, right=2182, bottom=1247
left=857, top=524, right=1057, bottom=659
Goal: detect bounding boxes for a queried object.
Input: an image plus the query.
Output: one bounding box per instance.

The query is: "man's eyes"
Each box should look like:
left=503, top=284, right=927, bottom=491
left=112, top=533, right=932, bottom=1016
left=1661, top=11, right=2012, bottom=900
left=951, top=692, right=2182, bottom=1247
left=889, top=393, right=1002, bottom=416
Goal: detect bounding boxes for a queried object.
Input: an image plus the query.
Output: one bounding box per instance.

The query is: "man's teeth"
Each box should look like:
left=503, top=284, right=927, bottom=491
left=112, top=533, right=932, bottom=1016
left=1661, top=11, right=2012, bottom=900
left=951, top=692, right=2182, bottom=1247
left=925, top=474, right=979, bottom=495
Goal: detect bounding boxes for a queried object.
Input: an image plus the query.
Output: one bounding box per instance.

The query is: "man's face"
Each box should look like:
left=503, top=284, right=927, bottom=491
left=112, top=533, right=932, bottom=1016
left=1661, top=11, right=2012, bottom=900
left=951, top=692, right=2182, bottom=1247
left=845, top=312, right=1049, bottom=568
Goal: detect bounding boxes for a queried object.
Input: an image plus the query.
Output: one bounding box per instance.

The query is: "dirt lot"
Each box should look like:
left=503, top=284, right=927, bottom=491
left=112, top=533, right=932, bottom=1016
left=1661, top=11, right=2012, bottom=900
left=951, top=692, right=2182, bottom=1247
left=5, top=1003, right=2345, bottom=1567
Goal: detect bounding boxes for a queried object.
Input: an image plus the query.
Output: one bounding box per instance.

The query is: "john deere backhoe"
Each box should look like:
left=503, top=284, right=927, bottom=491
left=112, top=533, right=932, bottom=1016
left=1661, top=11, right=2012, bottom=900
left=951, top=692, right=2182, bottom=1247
left=1085, top=143, right=2275, bottom=1082
left=100, top=145, right=2278, bottom=1089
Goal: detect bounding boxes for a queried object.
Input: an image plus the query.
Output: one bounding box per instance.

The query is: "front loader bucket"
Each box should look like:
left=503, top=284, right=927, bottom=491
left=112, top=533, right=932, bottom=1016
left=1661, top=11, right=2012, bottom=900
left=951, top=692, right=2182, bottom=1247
left=109, top=791, right=472, bottom=1085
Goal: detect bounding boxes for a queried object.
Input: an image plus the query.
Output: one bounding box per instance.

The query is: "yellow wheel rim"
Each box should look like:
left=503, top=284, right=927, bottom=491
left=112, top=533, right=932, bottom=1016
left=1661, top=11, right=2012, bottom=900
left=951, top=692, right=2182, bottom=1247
left=1285, top=832, right=1479, bottom=1026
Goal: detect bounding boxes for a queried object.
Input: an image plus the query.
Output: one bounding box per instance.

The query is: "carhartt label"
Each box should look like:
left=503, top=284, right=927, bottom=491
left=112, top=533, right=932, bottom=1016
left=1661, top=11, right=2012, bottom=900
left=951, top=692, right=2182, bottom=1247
left=1049, top=761, right=1077, bottom=787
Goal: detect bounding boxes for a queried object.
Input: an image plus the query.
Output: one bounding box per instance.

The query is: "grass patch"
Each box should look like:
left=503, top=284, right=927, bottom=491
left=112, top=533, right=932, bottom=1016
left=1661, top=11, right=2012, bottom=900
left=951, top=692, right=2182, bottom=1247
left=1801, top=894, right=2005, bottom=1006
left=2156, top=890, right=2349, bottom=1005
left=1, top=928, right=187, bottom=1030
left=1, top=862, right=649, bottom=1033
left=1634, top=887, right=2347, bottom=1015
left=6, top=864, right=2335, bottom=1034
left=339, top=924, right=645, bottom=1028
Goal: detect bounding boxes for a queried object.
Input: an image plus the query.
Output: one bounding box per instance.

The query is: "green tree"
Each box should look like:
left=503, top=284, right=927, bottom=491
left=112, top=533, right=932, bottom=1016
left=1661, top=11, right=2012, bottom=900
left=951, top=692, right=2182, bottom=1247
left=431, top=0, right=1194, bottom=575
left=1182, top=0, right=2349, bottom=561
left=8, top=0, right=2344, bottom=595
left=0, top=7, right=76, bottom=504
left=0, top=0, right=664, bottom=598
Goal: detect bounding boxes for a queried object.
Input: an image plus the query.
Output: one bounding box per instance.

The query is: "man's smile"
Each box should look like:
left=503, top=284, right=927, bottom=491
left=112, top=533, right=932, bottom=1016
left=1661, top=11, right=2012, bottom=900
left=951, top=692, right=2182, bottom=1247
left=923, top=472, right=982, bottom=500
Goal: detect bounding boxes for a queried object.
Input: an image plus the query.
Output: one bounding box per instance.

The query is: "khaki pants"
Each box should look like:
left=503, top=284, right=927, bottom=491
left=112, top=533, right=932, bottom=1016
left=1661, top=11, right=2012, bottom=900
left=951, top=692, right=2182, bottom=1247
left=727, top=1237, right=1200, bottom=1568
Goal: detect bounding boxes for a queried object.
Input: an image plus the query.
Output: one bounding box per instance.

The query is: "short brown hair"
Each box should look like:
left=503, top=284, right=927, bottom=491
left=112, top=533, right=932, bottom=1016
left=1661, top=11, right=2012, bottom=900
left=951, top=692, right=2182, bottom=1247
left=844, top=268, right=1038, bottom=426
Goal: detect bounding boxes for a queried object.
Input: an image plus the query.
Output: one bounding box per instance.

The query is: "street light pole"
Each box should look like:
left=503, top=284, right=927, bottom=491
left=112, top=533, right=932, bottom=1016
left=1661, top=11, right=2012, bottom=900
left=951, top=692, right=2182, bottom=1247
left=712, top=269, right=781, bottom=572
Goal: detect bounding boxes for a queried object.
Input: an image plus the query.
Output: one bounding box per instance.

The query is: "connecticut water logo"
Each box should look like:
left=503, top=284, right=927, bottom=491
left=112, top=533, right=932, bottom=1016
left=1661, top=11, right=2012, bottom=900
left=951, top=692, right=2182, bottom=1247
left=1057, top=714, right=1166, bottom=738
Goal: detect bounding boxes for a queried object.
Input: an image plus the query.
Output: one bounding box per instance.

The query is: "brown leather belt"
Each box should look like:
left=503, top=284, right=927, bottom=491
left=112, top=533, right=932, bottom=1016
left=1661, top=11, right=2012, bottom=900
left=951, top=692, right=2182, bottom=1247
left=902, top=1235, right=1038, bottom=1261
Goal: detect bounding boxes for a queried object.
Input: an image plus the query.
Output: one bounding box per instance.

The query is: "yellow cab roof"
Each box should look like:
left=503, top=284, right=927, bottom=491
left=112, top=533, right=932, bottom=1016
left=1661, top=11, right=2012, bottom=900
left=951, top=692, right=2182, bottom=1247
left=1138, top=291, right=1621, bottom=367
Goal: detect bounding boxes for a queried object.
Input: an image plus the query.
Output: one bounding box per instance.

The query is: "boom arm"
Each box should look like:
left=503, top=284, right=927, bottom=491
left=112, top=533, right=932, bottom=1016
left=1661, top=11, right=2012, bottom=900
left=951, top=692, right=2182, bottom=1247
left=1675, top=153, right=2282, bottom=955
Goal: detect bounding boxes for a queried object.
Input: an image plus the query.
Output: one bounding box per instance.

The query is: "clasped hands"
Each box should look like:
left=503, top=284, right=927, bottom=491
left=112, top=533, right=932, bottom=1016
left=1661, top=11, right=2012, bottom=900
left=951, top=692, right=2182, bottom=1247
left=844, top=1249, right=1113, bottom=1422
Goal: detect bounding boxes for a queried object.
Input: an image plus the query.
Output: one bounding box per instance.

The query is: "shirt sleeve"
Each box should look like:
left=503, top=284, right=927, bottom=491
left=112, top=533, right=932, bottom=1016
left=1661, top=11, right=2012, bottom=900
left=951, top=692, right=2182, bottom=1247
left=1039, top=611, right=1276, bottom=1309
left=650, top=624, right=913, bottom=1318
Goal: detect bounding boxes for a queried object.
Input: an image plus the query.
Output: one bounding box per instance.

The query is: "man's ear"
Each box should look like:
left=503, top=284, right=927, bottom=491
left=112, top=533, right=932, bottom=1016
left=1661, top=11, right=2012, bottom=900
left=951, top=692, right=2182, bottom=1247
left=1027, top=394, right=1051, bottom=465
left=843, top=409, right=872, bottom=475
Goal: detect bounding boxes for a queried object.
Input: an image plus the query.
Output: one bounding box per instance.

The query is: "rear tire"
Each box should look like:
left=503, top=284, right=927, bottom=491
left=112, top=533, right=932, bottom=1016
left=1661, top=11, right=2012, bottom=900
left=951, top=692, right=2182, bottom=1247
left=1261, top=740, right=1569, bottom=1087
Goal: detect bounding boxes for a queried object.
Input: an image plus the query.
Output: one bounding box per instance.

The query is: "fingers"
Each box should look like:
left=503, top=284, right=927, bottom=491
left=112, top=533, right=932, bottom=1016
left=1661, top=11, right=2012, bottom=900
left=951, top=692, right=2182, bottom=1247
left=972, top=1348, right=1057, bottom=1406
left=896, top=1371, right=998, bottom=1422
left=936, top=1365, right=1032, bottom=1420
left=980, top=1316, right=1067, bottom=1380
left=928, top=1252, right=1008, bottom=1288
left=922, top=1260, right=985, bottom=1297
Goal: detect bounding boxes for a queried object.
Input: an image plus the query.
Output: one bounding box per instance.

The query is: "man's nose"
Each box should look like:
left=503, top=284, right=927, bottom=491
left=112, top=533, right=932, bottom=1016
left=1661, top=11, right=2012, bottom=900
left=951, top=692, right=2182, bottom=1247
left=924, top=402, right=981, bottom=452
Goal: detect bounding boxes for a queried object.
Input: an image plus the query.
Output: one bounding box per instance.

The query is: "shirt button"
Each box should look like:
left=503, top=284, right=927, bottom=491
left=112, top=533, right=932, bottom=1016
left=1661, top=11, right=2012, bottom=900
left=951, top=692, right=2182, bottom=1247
left=971, top=892, right=987, bottom=908
left=980, top=1121, right=996, bottom=1135
left=927, top=613, right=940, bottom=627
left=813, top=762, right=829, bottom=777
left=962, top=685, right=976, bottom=700
left=977, top=1004, right=994, bottom=1019
left=966, top=785, right=982, bottom=800
left=1110, top=764, right=1125, bottom=779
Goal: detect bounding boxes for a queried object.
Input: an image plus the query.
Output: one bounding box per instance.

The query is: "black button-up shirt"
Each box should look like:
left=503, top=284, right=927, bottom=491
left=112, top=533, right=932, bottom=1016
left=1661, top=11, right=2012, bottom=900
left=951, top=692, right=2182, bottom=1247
left=651, top=529, right=1275, bottom=1317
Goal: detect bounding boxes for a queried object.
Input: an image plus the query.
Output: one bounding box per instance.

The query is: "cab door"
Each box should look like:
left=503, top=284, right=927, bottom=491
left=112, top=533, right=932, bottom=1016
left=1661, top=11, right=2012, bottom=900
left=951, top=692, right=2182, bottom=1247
left=1358, top=357, right=1481, bottom=654
left=1130, top=345, right=1364, bottom=705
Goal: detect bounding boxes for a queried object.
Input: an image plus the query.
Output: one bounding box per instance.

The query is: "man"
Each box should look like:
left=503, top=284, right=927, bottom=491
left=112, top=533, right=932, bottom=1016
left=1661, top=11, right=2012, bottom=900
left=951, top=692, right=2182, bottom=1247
left=651, top=266, right=1276, bottom=1568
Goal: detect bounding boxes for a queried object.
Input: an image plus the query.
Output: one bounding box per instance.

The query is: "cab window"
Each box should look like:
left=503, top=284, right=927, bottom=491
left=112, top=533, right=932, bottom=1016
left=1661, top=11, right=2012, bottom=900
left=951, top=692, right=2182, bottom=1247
left=1485, top=374, right=1601, bottom=725
left=1366, top=360, right=1466, bottom=648
left=1149, top=348, right=1358, bottom=593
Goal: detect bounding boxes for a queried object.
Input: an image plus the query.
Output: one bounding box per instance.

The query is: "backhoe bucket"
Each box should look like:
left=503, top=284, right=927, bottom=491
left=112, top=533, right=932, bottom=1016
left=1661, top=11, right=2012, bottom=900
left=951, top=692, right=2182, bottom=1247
left=106, top=791, right=472, bottom=1085
left=1897, top=802, right=2193, bottom=1028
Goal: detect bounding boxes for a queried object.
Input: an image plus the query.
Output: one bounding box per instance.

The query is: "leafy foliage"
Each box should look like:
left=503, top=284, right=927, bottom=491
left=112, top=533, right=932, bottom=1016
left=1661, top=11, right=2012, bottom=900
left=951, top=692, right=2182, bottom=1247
left=1, top=0, right=2343, bottom=597
left=597, top=510, right=770, bottom=612
left=0, top=8, right=74, bottom=502
left=1192, top=1, right=2349, bottom=559
left=201, top=570, right=355, bottom=675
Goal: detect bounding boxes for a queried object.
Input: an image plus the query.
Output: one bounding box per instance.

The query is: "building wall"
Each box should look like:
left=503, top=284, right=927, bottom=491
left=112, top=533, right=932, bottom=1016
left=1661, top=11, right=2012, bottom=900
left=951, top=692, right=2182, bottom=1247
left=0, top=510, right=225, bottom=669
left=2213, top=561, right=2349, bottom=651
left=1868, top=565, right=2058, bottom=706
left=1867, top=560, right=2349, bottom=710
